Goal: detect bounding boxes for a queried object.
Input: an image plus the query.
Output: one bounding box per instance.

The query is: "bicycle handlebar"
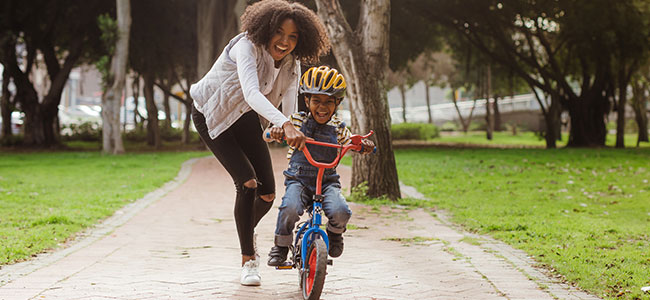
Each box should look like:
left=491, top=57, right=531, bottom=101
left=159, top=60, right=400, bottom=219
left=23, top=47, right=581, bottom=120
left=264, top=130, right=376, bottom=169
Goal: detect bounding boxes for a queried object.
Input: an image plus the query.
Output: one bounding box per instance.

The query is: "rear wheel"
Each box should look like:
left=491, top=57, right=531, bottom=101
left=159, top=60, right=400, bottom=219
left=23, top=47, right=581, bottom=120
left=301, top=239, right=327, bottom=300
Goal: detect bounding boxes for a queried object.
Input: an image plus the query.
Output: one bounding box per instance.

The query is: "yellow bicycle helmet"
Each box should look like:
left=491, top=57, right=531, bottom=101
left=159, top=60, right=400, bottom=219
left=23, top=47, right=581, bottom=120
left=299, top=66, right=347, bottom=99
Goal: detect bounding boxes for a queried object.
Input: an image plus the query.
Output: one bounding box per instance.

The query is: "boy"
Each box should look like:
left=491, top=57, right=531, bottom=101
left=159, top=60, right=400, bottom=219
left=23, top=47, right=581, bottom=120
left=265, top=66, right=375, bottom=266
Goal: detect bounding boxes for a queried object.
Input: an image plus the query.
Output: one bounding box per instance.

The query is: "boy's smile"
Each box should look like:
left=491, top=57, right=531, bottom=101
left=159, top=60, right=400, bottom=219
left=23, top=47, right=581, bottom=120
left=306, top=94, right=340, bottom=124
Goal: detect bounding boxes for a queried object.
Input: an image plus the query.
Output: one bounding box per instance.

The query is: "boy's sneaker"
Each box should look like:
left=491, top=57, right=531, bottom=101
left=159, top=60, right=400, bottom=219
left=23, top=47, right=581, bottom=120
left=267, top=246, right=289, bottom=266
left=240, top=259, right=261, bottom=286
left=327, top=230, right=344, bottom=257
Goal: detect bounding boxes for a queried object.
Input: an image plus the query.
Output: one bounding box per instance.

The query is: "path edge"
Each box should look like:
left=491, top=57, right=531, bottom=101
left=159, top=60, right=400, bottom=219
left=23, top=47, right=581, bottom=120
left=398, top=181, right=601, bottom=300
left=0, top=157, right=203, bottom=287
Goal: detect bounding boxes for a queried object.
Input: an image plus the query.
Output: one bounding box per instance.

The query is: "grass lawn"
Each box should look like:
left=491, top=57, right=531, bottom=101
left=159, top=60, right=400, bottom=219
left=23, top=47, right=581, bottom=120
left=0, top=149, right=207, bottom=265
left=435, top=131, right=650, bottom=148
left=375, top=147, right=649, bottom=299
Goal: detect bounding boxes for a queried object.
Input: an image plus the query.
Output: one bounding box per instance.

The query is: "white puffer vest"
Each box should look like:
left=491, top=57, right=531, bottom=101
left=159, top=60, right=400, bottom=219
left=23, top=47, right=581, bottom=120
left=190, top=33, right=299, bottom=139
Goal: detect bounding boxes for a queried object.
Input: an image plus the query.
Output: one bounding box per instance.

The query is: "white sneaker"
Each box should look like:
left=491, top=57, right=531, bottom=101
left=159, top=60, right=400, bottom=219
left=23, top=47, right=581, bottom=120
left=240, top=259, right=261, bottom=286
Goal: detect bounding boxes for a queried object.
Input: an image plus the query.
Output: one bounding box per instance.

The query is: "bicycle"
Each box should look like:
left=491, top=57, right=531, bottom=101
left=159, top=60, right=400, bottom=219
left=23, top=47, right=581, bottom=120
left=265, top=130, right=376, bottom=300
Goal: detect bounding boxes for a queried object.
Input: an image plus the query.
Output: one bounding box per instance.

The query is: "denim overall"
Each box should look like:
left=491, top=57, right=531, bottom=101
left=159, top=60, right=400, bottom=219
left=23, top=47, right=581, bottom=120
left=274, top=115, right=352, bottom=247
left=284, top=115, right=341, bottom=191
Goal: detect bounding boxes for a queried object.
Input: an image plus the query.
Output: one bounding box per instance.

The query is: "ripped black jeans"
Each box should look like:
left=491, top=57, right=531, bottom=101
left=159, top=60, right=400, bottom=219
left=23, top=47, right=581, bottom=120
left=192, top=107, right=275, bottom=256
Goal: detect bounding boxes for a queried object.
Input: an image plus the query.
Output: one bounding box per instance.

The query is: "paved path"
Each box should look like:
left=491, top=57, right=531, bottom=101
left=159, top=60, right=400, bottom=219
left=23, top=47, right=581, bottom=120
left=0, top=148, right=599, bottom=300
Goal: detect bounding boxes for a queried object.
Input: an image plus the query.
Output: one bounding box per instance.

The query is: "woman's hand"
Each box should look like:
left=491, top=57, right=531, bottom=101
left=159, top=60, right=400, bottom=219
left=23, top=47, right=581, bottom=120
left=269, top=127, right=284, bottom=142
left=262, top=127, right=285, bottom=143
left=282, top=121, right=306, bottom=150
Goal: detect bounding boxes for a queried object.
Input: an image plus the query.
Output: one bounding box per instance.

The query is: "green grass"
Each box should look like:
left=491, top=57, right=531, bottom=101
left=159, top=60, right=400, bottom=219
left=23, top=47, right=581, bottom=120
left=435, top=131, right=650, bottom=148
left=388, top=147, right=650, bottom=300
left=0, top=150, right=206, bottom=265
left=60, top=139, right=206, bottom=152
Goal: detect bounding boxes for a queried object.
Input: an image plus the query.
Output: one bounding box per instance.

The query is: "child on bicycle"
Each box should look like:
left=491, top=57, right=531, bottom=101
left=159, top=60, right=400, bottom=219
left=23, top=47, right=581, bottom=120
left=264, top=66, right=375, bottom=266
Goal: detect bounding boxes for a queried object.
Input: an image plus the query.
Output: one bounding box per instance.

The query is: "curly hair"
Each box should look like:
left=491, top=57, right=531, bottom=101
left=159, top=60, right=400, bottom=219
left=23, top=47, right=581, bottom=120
left=241, top=0, right=330, bottom=65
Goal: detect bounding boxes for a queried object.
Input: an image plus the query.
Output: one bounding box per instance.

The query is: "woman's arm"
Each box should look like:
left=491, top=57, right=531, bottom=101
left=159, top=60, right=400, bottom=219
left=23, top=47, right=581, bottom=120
left=232, top=39, right=305, bottom=149
left=232, top=39, right=289, bottom=127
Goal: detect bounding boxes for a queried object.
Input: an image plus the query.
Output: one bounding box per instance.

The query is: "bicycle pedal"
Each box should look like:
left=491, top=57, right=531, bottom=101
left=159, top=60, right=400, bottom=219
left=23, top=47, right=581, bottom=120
left=275, top=262, right=294, bottom=270
left=327, top=259, right=333, bottom=265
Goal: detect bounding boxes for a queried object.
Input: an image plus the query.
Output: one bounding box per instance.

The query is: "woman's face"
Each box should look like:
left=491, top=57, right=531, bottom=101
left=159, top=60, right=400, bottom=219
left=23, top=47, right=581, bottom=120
left=267, top=18, right=298, bottom=63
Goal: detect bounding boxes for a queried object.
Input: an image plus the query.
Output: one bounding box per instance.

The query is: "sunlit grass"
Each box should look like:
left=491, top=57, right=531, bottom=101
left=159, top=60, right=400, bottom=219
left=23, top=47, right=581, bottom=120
left=388, top=147, right=650, bottom=299
left=0, top=151, right=206, bottom=265
left=435, top=131, right=649, bottom=148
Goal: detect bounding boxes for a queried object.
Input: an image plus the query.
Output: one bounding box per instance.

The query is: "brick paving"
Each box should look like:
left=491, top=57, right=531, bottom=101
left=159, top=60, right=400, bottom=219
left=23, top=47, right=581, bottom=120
left=0, top=148, right=600, bottom=300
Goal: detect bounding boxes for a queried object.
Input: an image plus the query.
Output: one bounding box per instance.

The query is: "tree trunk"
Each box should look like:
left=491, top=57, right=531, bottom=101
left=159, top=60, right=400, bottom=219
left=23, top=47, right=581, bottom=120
left=485, top=65, right=493, bottom=140
left=102, top=0, right=130, bottom=154
left=425, top=83, right=432, bottom=124
left=315, top=0, right=400, bottom=200
left=41, top=104, right=59, bottom=146
left=615, top=68, right=628, bottom=148
left=4, top=46, right=44, bottom=145
left=566, top=92, right=608, bottom=147
left=22, top=101, right=46, bottom=146
left=162, top=89, right=172, bottom=130
left=3, top=29, right=85, bottom=147
left=631, top=81, right=648, bottom=146
left=398, top=85, right=406, bottom=123
left=165, top=88, right=194, bottom=145
left=493, top=96, right=501, bottom=131
left=452, top=89, right=475, bottom=133
left=143, top=73, right=161, bottom=148
left=1, top=68, right=12, bottom=138
left=39, top=35, right=86, bottom=147
left=196, top=0, right=239, bottom=79
left=451, top=89, right=465, bottom=131
left=544, top=95, right=562, bottom=149
left=132, top=74, right=141, bottom=128
left=182, top=100, right=193, bottom=144
left=485, top=98, right=493, bottom=140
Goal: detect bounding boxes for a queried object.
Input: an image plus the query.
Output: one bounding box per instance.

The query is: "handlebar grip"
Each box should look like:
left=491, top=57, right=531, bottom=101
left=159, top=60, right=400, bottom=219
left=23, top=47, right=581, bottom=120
left=263, top=131, right=276, bottom=143
left=359, top=145, right=378, bottom=154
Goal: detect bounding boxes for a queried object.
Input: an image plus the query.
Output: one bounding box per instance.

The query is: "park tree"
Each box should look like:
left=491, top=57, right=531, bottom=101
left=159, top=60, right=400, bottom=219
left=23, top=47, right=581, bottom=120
left=314, top=0, right=400, bottom=199
left=1, top=66, right=15, bottom=140
left=98, top=0, right=131, bottom=154
left=0, top=7, right=15, bottom=141
left=0, top=0, right=111, bottom=147
left=129, top=0, right=202, bottom=148
left=609, top=1, right=650, bottom=147
left=129, top=0, right=170, bottom=149
left=405, top=0, right=649, bottom=148
left=385, top=66, right=413, bottom=123
left=630, top=62, right=649, bottom=146
left=153, top=0, right=197, bottom=144
left=142, top=0, right=241, bottom=145
left=401, top=51, right=447, bottom=124
left=389, top=1, right=445, bottom=125
left=196, top=0, right=241, bottom=78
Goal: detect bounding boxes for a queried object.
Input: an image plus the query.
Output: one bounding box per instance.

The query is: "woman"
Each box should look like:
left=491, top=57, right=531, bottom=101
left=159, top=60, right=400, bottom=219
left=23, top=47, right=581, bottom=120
left=190, top=0, right=330, bottom=286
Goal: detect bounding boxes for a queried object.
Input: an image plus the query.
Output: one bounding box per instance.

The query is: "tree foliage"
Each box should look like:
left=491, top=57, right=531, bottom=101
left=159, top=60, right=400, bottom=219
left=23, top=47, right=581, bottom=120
left=0, top=0, right=112, bottom=147
left=398, top=0, right=650, bottom=148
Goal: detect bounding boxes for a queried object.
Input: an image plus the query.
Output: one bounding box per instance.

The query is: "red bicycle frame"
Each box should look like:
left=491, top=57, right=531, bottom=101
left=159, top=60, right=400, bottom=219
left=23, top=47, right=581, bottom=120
left=300, top=131, right=374, bottom=195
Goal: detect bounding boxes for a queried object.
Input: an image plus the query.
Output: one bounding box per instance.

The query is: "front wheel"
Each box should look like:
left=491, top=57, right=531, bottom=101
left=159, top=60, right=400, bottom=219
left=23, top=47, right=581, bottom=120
left=301, top=239, right=327, bottom=300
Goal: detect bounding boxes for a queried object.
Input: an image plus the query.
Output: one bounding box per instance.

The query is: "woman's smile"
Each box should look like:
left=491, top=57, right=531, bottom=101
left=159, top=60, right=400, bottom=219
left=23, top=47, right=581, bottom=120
left=268, top=18, right=298, bottom=63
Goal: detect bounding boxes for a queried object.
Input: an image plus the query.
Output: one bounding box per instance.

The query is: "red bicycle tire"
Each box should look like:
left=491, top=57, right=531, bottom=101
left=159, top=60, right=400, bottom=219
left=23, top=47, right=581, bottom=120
left=301, top=239, right=327, bottom=300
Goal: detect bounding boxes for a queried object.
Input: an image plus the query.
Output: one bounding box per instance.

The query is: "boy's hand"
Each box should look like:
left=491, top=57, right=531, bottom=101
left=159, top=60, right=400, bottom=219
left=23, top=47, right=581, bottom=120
left=360, top=139, right=375, bottom=154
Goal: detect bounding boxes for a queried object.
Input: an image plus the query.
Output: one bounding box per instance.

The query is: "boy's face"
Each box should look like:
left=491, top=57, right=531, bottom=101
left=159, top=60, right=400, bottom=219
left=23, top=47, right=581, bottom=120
left=305, top=94, right=340, bottom=124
